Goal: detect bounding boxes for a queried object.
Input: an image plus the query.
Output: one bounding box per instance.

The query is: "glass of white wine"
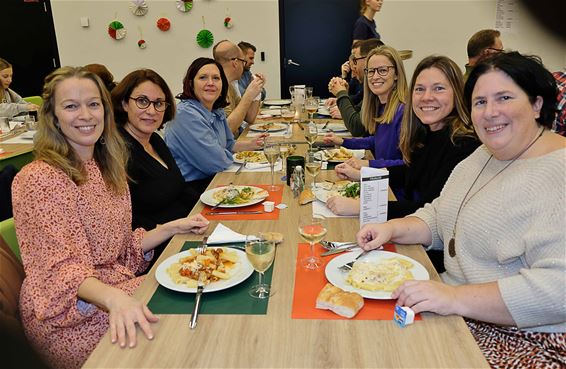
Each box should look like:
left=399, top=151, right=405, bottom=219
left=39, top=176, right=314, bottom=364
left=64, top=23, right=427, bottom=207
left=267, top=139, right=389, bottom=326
left=281, top=105, right=295, bottom=137
left=305, top=97, right=319, bottom=123
left=279, top=143, right=291, bottom=174
left=263, top=137, right=281, bottom=191
left=304, top=121, right=318, bottom=151
left=245, top=236, right=276, bottom=299
left=305, top=151, right=321, bottom=188
left=298, top=214, right=327, bottom=270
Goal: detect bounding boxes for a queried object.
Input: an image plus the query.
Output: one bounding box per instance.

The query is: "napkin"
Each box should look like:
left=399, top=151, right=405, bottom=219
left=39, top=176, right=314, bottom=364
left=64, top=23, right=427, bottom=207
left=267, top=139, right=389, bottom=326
left=312, top=200, right=357, bottom=218
left=207, top=223, right=258, bottom=245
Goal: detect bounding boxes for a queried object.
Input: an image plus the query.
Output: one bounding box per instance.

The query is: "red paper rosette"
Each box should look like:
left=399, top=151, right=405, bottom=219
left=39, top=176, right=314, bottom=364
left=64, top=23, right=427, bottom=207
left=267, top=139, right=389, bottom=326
left=157, top=17, right=171, bottom=31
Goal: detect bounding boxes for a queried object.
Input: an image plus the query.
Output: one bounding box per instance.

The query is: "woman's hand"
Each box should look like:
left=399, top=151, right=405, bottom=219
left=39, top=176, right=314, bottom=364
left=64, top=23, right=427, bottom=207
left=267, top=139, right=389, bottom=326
left=326, top=196, right=360, bottom=216
left=106, top=289, right=159, bottom=348
left=323, top=132, right=343, bottom=145
left=328, top=77, right=348, bottom=96
left=344, top=157, right=368, bottom=169
left=174, top=214, right=210, bottom=234
left=392, top=280, right=458, bottom=316
left=334, top=162, right=361, bottom=181
left=356, top=222, right=394, bottom=250
left=27, top=103, right=40, bottom=111
left=325, top=98, right=337, bottom=108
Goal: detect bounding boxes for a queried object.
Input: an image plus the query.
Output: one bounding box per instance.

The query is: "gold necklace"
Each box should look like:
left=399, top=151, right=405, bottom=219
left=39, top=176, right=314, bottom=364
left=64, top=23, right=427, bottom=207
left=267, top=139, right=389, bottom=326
left=448, top=127, right=545, bottom=257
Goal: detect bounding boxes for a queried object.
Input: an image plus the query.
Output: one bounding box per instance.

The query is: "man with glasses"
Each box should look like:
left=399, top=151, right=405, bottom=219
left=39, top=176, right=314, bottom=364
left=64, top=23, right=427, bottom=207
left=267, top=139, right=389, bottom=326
left=464, top=29, right=504, bottom=81
left=326, top=38, right=384, bottom=136
left=237, top=41, right=267, bottom=101
left=213, top=40, right=265, bottom=135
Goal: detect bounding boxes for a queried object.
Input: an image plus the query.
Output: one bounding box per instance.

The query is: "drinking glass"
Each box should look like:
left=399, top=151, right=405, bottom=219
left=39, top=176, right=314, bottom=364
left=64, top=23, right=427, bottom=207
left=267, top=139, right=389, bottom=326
left=264, top=137, right=281, bottom=191
left=305, top=97, right=319, bottom=123
left=305, top=151, right=322, bottom=188
left=298, top=214, right=327, bottom=270
left=304, top=121, right=318, bottom=151
left=279, top=143, right=291, bottom=174
left=245, top=236, right=276, bottom=298
left=281, top=105, right=295, bottom=136
left=305, top=87, right=313, bottom=99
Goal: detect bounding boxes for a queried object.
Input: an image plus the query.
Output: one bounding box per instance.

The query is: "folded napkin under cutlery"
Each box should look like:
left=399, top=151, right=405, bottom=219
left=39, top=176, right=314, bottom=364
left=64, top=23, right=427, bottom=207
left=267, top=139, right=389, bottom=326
left=206, top=223, right=258, bottom=245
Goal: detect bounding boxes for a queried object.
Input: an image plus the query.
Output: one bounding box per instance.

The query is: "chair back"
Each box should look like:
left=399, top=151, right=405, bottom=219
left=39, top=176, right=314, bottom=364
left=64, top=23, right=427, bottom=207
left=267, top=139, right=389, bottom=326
left=23, top=96, right=43, bottom=107
left=0, top=218, right=19, bottom=260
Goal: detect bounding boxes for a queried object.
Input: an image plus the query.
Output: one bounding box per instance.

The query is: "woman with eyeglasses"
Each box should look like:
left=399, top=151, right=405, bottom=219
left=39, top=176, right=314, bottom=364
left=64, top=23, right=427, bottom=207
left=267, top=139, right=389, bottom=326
left=112, top=69, right=209, bottom=268
left=165, top=57, right=266, bottom=194
left=324, top=45, right=407, bottom=178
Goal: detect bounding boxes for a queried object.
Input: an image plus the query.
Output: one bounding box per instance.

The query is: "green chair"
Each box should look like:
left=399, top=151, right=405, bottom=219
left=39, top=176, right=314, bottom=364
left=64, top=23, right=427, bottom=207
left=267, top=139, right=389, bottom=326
left=23, top=95, right=43, bottom=107
left=0, top=217, right=19, bottom=261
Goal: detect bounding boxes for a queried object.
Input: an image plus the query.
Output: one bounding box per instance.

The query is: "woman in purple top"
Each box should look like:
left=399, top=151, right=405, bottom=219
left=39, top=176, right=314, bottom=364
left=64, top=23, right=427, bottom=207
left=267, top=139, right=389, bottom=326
left=323, top=45, right=408, bottom=178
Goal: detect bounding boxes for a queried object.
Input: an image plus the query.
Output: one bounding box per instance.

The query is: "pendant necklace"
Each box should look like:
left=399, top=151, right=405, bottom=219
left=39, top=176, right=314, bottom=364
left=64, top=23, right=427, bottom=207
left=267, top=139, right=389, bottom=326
left=448, top=127, right=545, bottom=257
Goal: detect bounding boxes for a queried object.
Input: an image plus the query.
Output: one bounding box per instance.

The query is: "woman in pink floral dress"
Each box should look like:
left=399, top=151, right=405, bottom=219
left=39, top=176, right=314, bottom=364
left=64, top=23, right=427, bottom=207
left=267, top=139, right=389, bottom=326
left=11, top=67, right=209, bottom=369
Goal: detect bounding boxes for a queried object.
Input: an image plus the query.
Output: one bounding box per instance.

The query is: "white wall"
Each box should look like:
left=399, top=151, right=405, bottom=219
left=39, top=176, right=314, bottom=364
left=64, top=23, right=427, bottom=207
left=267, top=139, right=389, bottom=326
left=52, top=0, right=565, bottom=100
left=51, top=0, right=281, bottom=98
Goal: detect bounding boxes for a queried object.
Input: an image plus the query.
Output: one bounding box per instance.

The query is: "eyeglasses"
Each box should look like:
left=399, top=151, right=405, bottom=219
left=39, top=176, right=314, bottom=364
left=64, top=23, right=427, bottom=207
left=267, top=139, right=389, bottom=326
left=364, top=65, right=395, bottom=78
left=350, top=55, right=366, bottom=66
left=486, top=47, right=504, bottom=53
left=129, top=96, right=169, bottom=112
left=232, top=57, right=248, bottom=67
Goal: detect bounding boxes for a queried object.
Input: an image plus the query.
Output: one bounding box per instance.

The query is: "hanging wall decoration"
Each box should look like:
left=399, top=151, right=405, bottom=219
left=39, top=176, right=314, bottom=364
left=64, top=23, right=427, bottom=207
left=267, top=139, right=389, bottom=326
left=108, top=19, right=127, bottom=40
left=176, top=0, right=193, bottom=13
left=223, top=8, right=233, bottom=29
left=130, top=0, right=148, bottom=16
left=137, top=26, right=147, bottom=49
left=157, top=17, right=171, bottom=31
left=196, top=16, right=214, bottom=48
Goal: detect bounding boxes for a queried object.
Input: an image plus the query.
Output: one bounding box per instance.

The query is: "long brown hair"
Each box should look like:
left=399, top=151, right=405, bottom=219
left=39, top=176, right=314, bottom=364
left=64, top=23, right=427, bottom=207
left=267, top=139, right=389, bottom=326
left=34, top=66, right=128, bottom=194
left=399, top=55, right=476, bottom=164
left=360, top=45, right=408, bottom=134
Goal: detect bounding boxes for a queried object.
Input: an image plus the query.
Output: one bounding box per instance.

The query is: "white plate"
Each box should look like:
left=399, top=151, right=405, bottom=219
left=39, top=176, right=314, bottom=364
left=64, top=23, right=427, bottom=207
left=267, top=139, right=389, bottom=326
left=263, top=99, right=292, bottom=106
left=19, top=131, right=36, bottom=140
left=312, top=187, right=340, bottom=203
left=200, top=185, right=269, bottom=208
left=314, top=148, right=365, bottom=163
left=155, top=248, right=254, bottom=293
left=320, top=123, right=348, bottom=133
left=233, top=151, right=268, bottom=164
left=260, top=109, right=281, bottom=116
left=325, top=250, right=430, bottom=299
left=249, top=123, right=288, bottom=132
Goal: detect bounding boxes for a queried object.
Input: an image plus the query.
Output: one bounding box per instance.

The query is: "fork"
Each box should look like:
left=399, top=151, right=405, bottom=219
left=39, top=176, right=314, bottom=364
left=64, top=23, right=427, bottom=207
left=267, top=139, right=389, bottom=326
left=235, top=160, right=247, bottom=175
left=338, top=250, right=370, bottom=272
left=189, top=237, right=208, bottom=329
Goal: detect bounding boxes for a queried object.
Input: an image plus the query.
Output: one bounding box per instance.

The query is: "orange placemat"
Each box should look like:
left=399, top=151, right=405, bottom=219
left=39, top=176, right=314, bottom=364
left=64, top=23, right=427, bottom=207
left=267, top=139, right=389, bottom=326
left=291, top=243, right=421, bottom=321
left=201, top=184, right=283, bottom=220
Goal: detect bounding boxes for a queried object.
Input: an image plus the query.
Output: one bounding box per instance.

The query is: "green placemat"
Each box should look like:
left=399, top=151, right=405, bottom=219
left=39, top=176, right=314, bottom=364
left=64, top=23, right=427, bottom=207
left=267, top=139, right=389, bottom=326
left=147, top=241, right=273, bottom=314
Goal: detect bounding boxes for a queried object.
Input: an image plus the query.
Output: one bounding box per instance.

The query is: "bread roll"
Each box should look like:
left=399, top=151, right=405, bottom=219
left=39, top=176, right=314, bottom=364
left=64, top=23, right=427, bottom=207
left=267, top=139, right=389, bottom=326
left=316, top=283, right=364, bottom=318
left=299, top=188, right=315, bottom=205
left=260, top=232, right=284, bottom=244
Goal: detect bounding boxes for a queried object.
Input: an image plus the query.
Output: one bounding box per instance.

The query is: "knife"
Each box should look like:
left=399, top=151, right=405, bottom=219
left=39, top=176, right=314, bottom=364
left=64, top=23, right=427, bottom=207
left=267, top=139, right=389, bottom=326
left=206, top=210, right=266, bottom=215
left=189, top=237, right=207, bottom=329
left=320, top=244, right=359, bottom=256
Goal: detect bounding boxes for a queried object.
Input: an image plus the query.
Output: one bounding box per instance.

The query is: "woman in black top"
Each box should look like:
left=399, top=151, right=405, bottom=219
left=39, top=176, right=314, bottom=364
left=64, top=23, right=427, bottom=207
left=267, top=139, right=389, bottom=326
left=112, top=69, right=208, bottom=268
left=352, top=0, right=383, bottom=44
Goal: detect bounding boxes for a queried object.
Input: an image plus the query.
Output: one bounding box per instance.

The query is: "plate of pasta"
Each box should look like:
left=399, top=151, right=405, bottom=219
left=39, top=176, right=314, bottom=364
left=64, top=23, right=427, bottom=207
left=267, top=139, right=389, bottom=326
left=200, top=185, right=269, bottom=208
left=233, top=151, right=268, bottom=164
left=325, top=250, right=429, bottom=299
left=155, top=247, right=254, bottom=293
left=249, top=122, right=287, bottom=132
left=314, top=148, right=365, bottom=163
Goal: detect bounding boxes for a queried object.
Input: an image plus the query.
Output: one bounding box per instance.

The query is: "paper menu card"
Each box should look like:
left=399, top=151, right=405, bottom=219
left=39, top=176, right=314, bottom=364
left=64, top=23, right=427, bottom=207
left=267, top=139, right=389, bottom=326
left=359, top=167, right=389, bottom=227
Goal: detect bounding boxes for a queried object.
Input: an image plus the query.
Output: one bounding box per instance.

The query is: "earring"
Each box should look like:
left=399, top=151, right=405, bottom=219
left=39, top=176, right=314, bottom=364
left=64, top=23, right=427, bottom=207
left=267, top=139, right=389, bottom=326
left=99, top=136, right=106, bottom=145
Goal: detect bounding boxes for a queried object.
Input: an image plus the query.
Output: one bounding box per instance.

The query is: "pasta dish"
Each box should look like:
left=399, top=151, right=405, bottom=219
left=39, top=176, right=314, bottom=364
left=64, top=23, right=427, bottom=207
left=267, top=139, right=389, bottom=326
left=166, top=248, right=239, bottom=287
left=346, top=257, right=414, bottom=291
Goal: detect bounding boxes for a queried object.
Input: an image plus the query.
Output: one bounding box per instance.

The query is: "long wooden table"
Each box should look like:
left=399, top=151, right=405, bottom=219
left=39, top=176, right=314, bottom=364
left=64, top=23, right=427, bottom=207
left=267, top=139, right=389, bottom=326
left=0, top=130, right=34, bottom=170
left=83, top=121, right=488, bottom=368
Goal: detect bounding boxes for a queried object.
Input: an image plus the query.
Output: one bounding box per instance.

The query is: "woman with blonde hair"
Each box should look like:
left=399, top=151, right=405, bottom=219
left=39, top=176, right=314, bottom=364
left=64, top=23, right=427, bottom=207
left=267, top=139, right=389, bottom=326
left=323, top=45, right=407, bottom=180
left=0, top=57, right=39, bottom=117
left=12, top=66, right=208, bottom=369
left=352, top=0, right=384, bottom=44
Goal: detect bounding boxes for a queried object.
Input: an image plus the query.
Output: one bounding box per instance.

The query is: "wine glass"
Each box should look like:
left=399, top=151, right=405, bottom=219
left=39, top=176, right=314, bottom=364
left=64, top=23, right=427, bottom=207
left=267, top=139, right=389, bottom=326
left=305, top=97, right=319, bottom=123
left=298, top=214, right=327, bottom=270
left=305, top=151, right=322, bottom=189
left=281, top=105, right=295, bottom=136
left=304, top=121, right=318, bottom=151
left=264, top=137, right=281, bottom=191
left=245, top=236, right=276, bottom=299
left=279, top=143, right=291, bottom=174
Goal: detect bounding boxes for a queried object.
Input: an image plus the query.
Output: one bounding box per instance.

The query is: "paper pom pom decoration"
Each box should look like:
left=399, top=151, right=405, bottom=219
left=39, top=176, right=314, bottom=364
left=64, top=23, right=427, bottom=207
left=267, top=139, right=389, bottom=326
left=196, top=29, right=214, bottom=48
left=157, top=17, right=171, bottom=31
left=130, top=0, right=148, bottom=16
left=108, top=21, right=127, bottom=40
left=224, top=17, right=233, bottom=28
left=138, top=39, right=147, bottom=49
left=176, top=0, right=193, bottom=13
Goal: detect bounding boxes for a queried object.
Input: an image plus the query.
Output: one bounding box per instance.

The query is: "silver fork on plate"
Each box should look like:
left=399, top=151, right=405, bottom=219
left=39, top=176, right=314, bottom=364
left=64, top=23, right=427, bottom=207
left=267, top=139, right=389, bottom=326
left=235, top=159, right=247, bottom=175
left=338, top=249, right=370, bottom=272
left=189, top=237, right=208, bottom=329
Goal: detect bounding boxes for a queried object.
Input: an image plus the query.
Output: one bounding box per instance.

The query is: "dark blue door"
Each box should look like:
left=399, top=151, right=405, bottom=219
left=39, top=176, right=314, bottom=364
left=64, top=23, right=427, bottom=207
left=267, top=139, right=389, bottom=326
left=279, top=0, right=359, bottom=99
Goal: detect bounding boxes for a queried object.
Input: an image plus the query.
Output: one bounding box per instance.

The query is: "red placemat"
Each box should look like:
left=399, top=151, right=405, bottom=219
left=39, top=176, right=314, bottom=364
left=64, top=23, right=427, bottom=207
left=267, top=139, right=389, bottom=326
left=291, top=243, right=421, bottom=321
left=201, top=184, right=283, bottom=220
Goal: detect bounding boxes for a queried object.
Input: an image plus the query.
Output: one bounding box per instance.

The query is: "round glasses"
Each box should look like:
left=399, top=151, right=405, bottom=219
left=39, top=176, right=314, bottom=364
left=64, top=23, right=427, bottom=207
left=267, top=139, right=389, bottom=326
left=350, top=55, right=366, bottom=66
left=364, top=66, right=395, bottom=78
left=129, top=96, right=169, bottom=112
